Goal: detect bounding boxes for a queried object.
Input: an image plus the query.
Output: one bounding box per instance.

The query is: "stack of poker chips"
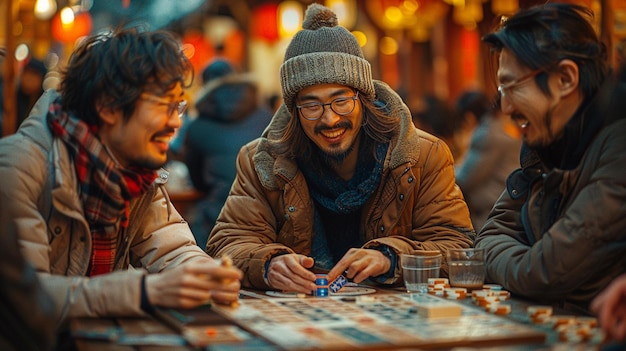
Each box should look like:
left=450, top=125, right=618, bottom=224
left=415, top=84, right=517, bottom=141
left=427, top=278, right=450, bottom=296
left=470, top=284, right=512, bottom=315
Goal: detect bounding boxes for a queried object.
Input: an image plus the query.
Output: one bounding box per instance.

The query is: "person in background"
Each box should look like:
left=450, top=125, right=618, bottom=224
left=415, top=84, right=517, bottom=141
left=183, top=58, right=272, bottom=248
left=0, top=55, right=47, bottom=136
left=475, top=3, right=626, bottom=313
left=17, top=58, right=48, bottom=127
left=0, top=26, right=242, bottom=332
left=453, top=90, right=521, bottom=231
left=411, top=94, right=465, bottom=162
left=206, top=3, right=473, bottom=294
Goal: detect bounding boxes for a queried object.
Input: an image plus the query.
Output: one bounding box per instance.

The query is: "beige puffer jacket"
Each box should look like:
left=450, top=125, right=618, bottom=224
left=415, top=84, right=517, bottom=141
left=0, top=90, right=208, bottom=324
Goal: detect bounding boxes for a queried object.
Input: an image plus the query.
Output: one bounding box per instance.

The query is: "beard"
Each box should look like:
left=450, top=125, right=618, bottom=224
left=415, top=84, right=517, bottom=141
left=319, top=142, right=356, bottom=165
left=314, top=120, right=360, bottom=165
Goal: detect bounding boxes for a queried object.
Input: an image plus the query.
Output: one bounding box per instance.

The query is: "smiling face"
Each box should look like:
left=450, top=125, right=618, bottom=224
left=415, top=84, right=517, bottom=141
left=97, top=84, right=185, bottom=169
left=497, top=49, right=582, bottom=149
left=296, top=83, right=363, bottom=163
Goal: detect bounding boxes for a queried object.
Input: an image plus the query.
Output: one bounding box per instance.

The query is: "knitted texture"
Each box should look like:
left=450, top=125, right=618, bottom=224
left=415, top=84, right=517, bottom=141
left=280, top=3, right=375, bottom=109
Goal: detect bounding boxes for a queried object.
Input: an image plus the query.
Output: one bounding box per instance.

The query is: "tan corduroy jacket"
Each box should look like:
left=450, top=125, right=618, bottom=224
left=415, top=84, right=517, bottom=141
left=0, top=90, right=209, bottom=324
left=206, top=81, right=474, bottom=289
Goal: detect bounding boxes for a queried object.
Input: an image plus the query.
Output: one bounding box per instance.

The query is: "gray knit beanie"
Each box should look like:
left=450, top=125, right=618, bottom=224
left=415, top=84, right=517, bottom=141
left=280, top=3, right=375, bottom=110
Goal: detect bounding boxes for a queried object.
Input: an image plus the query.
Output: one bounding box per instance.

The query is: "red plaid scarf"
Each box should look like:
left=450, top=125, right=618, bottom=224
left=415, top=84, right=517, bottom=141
left=47, top=99, right=157, bottom=276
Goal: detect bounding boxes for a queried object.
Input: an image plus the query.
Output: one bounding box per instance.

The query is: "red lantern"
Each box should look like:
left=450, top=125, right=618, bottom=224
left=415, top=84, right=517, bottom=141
left=181, top=30, right=215, bottom=74
left=251, top=3, right=279, bottom=42
left=51, top=11, right=92, bottom=44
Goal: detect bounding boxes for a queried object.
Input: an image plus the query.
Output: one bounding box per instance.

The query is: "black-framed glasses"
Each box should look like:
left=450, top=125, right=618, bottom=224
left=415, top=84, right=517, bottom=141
left=296, top=92, right=359, bottom=121
left=497, top=69, right=543, bottom=99
left=141, top=94, right=188, bottom=118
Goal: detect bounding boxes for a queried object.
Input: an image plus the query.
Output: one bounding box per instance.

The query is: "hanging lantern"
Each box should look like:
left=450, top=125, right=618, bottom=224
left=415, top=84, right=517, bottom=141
left=51, top=8, right=92, bottom=44
left=181, top=30, right=214, bottom=74
left=251, top=3, right=279, bottom=42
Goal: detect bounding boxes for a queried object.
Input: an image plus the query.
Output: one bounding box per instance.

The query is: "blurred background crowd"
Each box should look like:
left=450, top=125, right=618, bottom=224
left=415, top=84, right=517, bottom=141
left=1, top=0, right=625, bottom=241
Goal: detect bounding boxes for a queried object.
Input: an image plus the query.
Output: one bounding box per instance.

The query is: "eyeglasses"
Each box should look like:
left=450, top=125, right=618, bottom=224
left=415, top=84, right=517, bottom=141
left=141, top=94, right=188, bottom=118
left=296, top=92, right=359, bottom=121
left=497, top=69, right=543, bottom=99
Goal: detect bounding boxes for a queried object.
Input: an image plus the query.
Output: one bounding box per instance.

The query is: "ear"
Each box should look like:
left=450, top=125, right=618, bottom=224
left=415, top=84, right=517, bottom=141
left=96, top=101, right=121, bottom=126
left=555, top=59, right=579, bottom=98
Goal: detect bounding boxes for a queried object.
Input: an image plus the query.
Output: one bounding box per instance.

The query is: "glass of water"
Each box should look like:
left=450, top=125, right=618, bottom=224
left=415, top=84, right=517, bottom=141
left=447, top=248, right=486, bottom=291
left=401, top=251, right=442, bottom=293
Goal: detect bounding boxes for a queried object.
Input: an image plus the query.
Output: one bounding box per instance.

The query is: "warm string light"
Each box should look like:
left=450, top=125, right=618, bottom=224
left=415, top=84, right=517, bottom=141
left=34, top=0, right=57, bottom=20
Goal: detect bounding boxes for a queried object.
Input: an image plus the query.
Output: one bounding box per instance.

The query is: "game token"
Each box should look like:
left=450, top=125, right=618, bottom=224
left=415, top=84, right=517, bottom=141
left=314, top=274, right=330, bottom=297
left=482, top=284, right=503, bottom=291
left=329, top=275, right=348, bottom=293
left=527, top=305, right=553, bottom=324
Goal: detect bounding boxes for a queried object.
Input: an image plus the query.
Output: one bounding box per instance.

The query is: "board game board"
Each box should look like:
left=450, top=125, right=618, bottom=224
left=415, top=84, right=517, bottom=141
left=212, top=293, right=546, bottom=350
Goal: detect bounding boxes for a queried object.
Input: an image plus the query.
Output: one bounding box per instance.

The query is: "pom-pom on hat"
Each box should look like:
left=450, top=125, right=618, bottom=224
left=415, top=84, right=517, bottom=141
left=280, top=3, right=375, bottom=110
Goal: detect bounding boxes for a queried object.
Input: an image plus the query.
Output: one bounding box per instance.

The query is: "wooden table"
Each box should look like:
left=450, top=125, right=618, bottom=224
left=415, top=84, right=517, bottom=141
left=69, top=288, right=619, bottom=351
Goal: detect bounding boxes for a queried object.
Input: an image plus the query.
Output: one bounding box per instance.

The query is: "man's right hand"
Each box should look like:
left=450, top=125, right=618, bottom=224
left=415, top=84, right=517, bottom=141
left=145, top=257, right=242, bottom=309
left=266, top=254, right=317, bottom=294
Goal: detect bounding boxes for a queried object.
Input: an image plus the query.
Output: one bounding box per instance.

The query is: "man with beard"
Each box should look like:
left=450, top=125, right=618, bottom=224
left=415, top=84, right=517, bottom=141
left=0, top=27, right=242, bottom=333
left=475, top=3, right=626, bottom=314
left=206, top=3, right=474, bottom=294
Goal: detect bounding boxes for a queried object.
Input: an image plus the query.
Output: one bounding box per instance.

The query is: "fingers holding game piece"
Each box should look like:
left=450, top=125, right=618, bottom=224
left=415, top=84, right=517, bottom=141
left=145, top=259, right=241, bottom=309
left=267, top=254, right=317, bottom=293
left=328, top=248, right=390, bottom=284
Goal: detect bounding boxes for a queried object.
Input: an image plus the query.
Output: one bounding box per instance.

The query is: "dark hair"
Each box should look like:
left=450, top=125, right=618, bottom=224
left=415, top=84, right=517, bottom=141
left=455, top=91, right=491, bottom=123
left=273, top=91, right=398, bottom=159
left=59, top=26, right=193, bottom=126
left=483, top=3, right=608, bottom=99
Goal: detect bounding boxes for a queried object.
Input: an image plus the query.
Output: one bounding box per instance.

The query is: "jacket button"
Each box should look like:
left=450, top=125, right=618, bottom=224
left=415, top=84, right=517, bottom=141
left=54, top=227, right=61, bottom=234
left=380, top=226, right=385, bottom=232
left=399, top=194, right=404, bottom=201
left=288, top=206, right=296, bottom=212
left=407, top=176, right=414, bottom=183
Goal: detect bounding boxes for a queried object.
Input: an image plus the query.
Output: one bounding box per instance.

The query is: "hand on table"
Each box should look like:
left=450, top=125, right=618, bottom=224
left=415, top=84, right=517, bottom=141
left=266, top=254, right=316, bottom=294
left=591, top=274, right=626, bottom=342
left=327, top=248, right=390, bottom=284
left=145, top=257, right=242, bottom=309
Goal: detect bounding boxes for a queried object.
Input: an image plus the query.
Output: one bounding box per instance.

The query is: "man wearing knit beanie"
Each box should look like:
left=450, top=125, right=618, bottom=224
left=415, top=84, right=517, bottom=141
left=207, top=3, right=474, bottom=294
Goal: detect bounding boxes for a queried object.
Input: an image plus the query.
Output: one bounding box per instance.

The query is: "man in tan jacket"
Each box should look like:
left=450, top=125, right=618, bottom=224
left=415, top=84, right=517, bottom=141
left=0, top=27, right=242, bottom=333
left=206, top=4, right=473, bottom=294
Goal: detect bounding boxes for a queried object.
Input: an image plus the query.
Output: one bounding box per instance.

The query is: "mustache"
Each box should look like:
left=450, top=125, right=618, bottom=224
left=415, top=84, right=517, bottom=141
left=153, top=128, right=176, bottom=138
left=314, top=120, right=353, bottom=134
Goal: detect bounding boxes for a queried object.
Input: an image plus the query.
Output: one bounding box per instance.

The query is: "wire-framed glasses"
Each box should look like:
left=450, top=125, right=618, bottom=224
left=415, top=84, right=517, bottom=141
left=497, top=69, right=543, bottom=99
left=141, top=94, right=188, bottom=118
left=296, top=92, right=359, bottom=121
